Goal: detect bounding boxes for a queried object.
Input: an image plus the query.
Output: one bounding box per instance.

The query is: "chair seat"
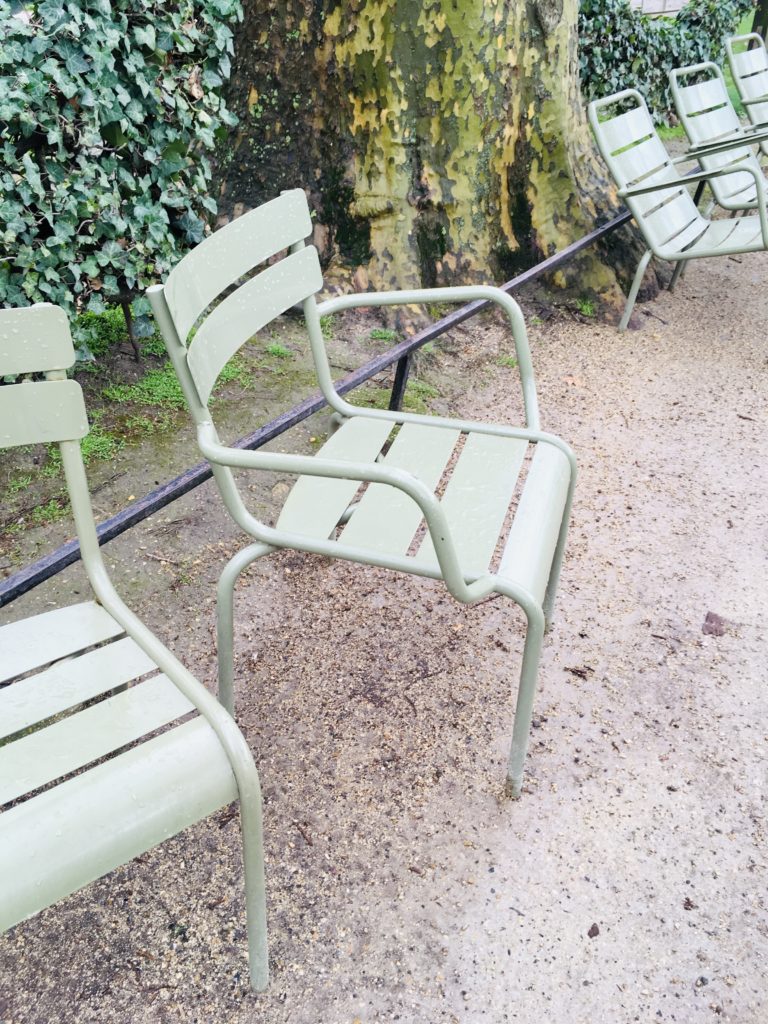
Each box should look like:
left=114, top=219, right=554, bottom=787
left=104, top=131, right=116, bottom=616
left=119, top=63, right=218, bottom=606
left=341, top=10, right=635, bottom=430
left=0, top=602, right=237, bottom=931
left=660, top=211, right=766, bottom=260
left=276, top=415, right=571, bottom=602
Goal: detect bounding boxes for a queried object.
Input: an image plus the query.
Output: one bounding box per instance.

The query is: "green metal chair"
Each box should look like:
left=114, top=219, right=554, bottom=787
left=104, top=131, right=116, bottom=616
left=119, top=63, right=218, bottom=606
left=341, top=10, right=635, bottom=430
left=669, top=61, right=768, bottom=212
left=726, top=33, right=768, bottom=157
left=589, top=89, right=768, bottom=331
left=148, top=188, right=576, bottom=800
left=0, top=305, right=268, bottom=990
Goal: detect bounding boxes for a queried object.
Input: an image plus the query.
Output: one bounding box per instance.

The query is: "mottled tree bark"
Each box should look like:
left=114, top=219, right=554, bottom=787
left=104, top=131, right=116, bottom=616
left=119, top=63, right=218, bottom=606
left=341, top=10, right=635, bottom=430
left=218, top=0, right=635, bottom=302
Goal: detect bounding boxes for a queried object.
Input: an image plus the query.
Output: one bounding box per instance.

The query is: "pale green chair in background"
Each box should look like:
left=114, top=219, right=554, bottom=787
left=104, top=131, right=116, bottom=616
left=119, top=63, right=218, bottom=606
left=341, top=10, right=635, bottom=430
left=669, top=61, right=768, bottom=212
left=148, top=188, right=577, bottom=799
left=589, top=89, right=768, bottom=330
left=726, top=33, right=768, bottom=156
left=0, top=306, right=268, bottom=990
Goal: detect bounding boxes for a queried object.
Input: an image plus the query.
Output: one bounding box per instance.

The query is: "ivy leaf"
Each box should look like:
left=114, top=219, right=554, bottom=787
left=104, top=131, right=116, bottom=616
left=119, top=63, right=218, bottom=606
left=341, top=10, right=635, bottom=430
left=134, top=25, right=156, bottom=50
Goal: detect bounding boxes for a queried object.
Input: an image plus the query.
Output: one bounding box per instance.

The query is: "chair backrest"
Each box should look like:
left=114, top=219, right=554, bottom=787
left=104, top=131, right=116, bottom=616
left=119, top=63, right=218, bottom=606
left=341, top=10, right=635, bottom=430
left=0, top=306, right=89, bottom=450
left=588, top=89, right=707, bottom=255
left=669, top=62, right=759, bottom=208
left=726, top=34, right=768, bottom=153
left=147, top=188, right=323, bottom=424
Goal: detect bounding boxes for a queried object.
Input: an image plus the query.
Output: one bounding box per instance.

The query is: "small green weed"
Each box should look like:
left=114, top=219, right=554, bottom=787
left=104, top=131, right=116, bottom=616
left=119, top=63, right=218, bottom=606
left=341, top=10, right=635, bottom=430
left=574, top=297, right=596, bottom=317
left=319, top=314, right=335, bottom=340
left=31, top=498, right=67, bottom=526
left=529, top=315, right=543, bottom=326
left=140, top=334, right=167, bottom=358
left=369, top=327, right=398, bottom=342
left=265, top=342, right=294, bottom=359
left=104, top=363, right=186, bottom=409
left=77, top=306, right=126, bottom=358
left=497, top=354, right=518, bottom=368
left=8, top=473, right=32, bottom=494
left=216, top=355, right=253, bottom=387
left=407, top=378, right=438, bottom=401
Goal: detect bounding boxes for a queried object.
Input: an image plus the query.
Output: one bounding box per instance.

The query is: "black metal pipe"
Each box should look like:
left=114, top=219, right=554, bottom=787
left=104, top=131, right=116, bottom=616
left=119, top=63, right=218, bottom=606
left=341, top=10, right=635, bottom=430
left=0, top=207, right=633, bottom=609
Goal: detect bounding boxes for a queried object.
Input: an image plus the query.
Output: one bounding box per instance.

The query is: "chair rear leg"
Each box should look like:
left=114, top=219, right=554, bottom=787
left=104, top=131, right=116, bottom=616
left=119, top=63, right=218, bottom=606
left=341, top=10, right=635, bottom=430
left=217, top=543, right=274, bottom=715
left=505, top=604, right=546, bottom=799
left=542, top=485, right=576, bottom=631
left=240, top=786, right=269, bottom=991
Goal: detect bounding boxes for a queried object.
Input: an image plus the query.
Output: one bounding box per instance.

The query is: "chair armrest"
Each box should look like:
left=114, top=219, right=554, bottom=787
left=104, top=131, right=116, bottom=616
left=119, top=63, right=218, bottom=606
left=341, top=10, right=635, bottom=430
left=684, top=127, right=768, bottom=158
left=622, top=163, right=768, bottom=248
left=197, top=423, right=487, bottom=603
left=316, top=285, right=540, bottom=431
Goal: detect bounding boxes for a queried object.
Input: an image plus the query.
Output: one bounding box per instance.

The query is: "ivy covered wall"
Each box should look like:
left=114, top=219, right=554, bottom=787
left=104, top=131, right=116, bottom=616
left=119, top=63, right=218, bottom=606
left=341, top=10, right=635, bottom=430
left=579, top=0, right=755, bottom=121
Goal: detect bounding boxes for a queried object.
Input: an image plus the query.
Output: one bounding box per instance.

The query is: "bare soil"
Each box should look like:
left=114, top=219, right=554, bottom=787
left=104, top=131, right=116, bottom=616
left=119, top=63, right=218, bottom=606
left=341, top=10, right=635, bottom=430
left=1, top=251, right=766, bottom=1024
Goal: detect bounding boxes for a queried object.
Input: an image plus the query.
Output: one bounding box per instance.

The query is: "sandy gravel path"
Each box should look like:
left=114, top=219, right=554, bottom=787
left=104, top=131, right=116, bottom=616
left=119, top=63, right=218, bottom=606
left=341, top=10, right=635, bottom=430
left=1, top=250, right=766, bottom=1024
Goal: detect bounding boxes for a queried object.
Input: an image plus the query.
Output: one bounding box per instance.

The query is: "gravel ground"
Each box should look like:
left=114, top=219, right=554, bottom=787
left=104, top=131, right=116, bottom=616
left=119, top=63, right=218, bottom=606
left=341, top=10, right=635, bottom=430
left=1, top=251, right=766, bottom=1024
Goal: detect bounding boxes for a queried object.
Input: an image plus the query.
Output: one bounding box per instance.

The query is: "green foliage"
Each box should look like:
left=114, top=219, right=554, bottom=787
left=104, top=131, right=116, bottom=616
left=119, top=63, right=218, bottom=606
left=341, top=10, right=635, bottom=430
left=369, top=327, right=398, bottom=342
left=31, top=498, right=67, bottom=525
left=0, top=0, right=242, bottom=358
left=574, top=297, right=596, bottom=317
left=265, top=342, right=293, bottom=359
left=76, top=305, right=126, bottom=357
left=104, top=363, right=186, bottom=409
left=497, top=354, right=518, bottom=368
left=319, top=314, right=335, bottom=340
left=579, top=0, right=755, bottom=122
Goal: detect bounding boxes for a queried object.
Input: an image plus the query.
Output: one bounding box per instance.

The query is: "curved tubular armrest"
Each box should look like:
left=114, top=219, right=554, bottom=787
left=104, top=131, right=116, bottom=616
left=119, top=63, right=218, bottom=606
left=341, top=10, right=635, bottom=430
left=57, top=442, right=262, bottom=804
left=621, top=162, right=768, bottom=248
left=198, top=424, right=478, bottom=602
left=315, top=285, right=540, bottom=431
left=685, top=126, right=768, bottom=158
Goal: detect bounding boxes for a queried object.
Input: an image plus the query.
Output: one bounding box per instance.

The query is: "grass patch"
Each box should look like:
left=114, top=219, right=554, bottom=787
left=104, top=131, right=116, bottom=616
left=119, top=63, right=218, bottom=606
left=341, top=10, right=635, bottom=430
left=369, top=327, right=398, bottom=343
left=8, top=473, right=32, bottom=494
left=140, top=334, right=168, bottom=358
left=104, top=363, right=186, bottom=409
left=497, top=354, right=518, bottom=368
left=265, top=342, right=294, bottom=359
left=574, top=297, right=596, bottom=317
left=657, top=122, right=685, bottom=142
left=319, top=314, right=335, bottom=340
left=348, top=377, right=439, bottom=414
left=31, top=498, right=67, bottom=526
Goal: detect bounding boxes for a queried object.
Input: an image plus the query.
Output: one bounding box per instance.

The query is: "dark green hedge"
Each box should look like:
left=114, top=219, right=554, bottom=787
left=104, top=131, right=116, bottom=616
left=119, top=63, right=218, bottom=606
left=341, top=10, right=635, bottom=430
left=0, top=0, right=242, bottom=358
left=579, top=0, right=756, bottom=122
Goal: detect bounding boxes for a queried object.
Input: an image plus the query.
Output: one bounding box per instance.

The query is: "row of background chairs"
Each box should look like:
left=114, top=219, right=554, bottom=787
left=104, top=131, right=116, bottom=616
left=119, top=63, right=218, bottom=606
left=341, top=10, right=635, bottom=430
left=589, top=32, right=768, bottom=330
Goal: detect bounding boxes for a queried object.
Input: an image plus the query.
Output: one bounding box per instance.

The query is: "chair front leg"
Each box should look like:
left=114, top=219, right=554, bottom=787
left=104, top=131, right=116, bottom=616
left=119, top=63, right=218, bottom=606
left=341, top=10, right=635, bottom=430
left=505, top=602, right=546, bottom=799
left=239, top=781, right=269, bottom=991
left=619, top=248, right=653, bottom=332
left=217, top=542, right=274, bottom=715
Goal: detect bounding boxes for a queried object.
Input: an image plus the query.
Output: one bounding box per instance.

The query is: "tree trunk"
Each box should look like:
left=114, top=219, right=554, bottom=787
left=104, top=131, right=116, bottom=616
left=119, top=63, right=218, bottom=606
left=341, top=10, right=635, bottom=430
left=218, top=1, right=638, bottom=305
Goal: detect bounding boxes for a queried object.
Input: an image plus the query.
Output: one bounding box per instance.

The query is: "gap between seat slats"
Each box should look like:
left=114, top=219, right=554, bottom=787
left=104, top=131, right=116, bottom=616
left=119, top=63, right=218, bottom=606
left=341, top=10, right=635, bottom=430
left=0, top=602, right=124, bottom=684
left=0, top=675, right=194, bottom=805
left=275, top=416, right=394, bottom=539
left=0, top=718, right=237, bottom=933
left=339, top=422, right=459, bottom=557
left=0, top=636, right=157, bottom=741
left=415, top=432, right=528, bottom=576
